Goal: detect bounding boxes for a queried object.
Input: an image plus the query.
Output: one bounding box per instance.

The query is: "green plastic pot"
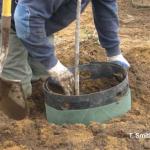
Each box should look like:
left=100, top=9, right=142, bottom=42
left=43, top=62, right=132, bottom=125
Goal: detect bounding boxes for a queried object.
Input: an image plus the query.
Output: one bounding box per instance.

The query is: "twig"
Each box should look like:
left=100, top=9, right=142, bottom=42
left=75, top=0, right=82, bottom=95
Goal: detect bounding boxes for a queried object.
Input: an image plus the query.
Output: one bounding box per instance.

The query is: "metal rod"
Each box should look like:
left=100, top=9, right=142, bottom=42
left=75, top=0, right=81, bottom=95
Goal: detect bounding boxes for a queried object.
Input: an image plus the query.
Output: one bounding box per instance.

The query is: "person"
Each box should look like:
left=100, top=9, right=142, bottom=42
left=0, top=0, right=130, bottom=111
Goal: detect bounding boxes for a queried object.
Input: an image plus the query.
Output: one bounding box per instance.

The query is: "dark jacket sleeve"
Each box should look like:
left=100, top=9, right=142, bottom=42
left=11, top=0, right=17, bottom=31
left=46, top=0, right=90, bottom=35
left=1, top=0, right=89, bottom=33
left=0, top=0, right=2, bottom=17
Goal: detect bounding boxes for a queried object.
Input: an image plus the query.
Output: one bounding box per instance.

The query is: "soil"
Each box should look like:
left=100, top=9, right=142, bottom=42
left=80, top=77, right=120, bottom=94
left=0, top=0, right=150, bottom=150
left=48, top=74, right=121, bottom=95
left=132, top=0, right=150, bottom=7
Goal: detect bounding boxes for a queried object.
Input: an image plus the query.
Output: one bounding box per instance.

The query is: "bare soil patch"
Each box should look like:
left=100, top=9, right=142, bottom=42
left=0, top=1, right=150, bottom=149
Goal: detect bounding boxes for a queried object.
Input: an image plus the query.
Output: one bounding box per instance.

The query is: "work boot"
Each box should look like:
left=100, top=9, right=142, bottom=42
left=0, top=78, right=27, bottom=120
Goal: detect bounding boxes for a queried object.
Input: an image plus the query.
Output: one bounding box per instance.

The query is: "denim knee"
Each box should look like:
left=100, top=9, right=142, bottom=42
left=14, top=4, right=30, bottom=40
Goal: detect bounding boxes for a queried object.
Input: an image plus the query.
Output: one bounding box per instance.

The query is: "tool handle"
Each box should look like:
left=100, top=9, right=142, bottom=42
left=2, top=0, right=12, bottom=17
left=0, top=0, right=12, bottom=73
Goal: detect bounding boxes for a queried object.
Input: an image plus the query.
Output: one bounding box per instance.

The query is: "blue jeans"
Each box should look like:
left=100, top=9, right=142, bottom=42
left=14, top=0, right=120, bottom=70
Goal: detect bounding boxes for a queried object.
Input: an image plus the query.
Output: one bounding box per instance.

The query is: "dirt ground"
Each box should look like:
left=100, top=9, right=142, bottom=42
left=0, top=0, right=150, bottom=149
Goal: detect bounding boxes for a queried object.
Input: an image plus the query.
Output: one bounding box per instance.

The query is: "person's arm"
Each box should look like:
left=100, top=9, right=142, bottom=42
left=92, top=0, right=130, bottom=69
left=14, top=1, right=75, bottom=95
left=46, top=0, right=90, bottom=36
left=92, top=0, right=120, bottom=57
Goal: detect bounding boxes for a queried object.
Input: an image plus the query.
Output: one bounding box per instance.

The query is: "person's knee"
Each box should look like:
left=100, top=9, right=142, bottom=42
left=14, top=4, right=30, bottom=40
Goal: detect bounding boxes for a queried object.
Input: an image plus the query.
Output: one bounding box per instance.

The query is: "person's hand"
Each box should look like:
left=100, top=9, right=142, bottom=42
left=107, top=54, right=130, bottom=70
left=48, top=61, right=74, bottom=95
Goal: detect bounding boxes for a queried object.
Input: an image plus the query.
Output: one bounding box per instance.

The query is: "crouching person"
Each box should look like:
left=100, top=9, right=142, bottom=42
left=0, top=0, right=130, bottom=120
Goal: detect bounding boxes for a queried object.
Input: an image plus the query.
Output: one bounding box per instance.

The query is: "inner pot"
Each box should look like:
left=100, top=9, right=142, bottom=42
left=43, top=62, right=129, bottom=110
